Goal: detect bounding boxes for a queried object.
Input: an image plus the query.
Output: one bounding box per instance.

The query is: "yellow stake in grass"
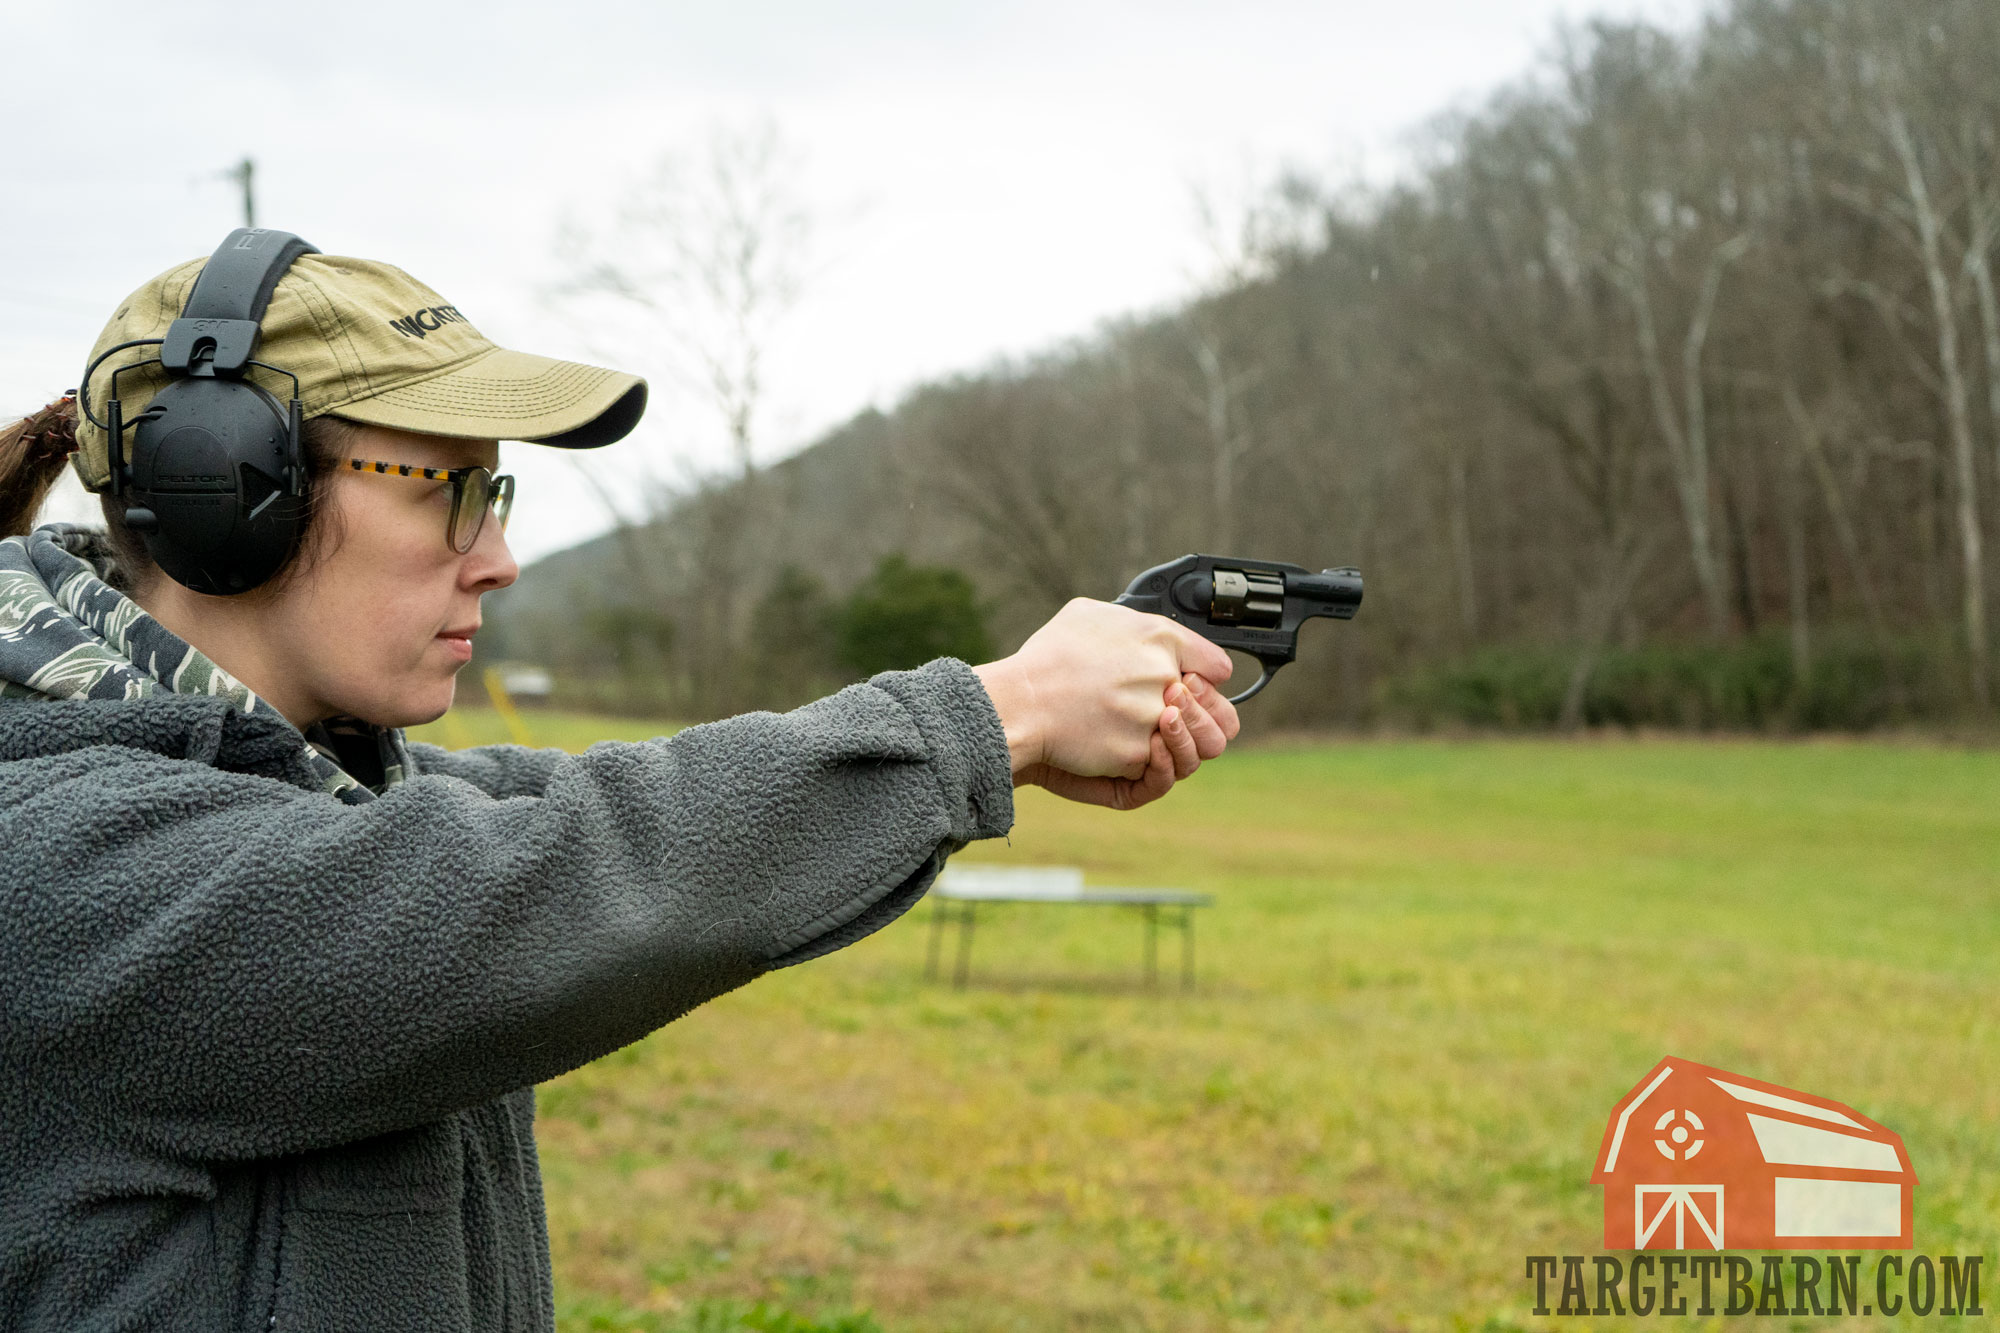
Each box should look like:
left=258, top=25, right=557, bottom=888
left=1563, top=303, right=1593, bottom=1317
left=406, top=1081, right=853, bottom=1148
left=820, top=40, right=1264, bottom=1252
left=481, top=668, right=537, bottom=747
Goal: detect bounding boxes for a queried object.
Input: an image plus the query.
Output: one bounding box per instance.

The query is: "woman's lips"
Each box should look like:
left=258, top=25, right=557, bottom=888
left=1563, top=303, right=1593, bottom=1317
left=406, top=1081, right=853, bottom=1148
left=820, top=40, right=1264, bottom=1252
left=437, top=631, right=475, bottom=663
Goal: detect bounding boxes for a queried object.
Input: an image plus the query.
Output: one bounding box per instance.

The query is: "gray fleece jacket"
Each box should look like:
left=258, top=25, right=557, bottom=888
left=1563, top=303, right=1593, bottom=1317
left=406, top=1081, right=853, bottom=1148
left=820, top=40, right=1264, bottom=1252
left=0, top=528, right=1014, bottom=1332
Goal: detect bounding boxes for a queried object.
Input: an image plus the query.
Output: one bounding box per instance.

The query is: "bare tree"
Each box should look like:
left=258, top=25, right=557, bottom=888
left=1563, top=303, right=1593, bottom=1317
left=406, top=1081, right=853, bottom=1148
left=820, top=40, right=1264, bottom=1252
left=549, top=118, right=813, bottom=715
left=1179, top=321, right=1260, bottom=553
left=1605, top=228, right=1749, bottom=637
left=1884, top=106, right=1988, bottom=705
left=555, top=118, right=811, bottom=483
left=1174, top=178, right=1327, bottom=554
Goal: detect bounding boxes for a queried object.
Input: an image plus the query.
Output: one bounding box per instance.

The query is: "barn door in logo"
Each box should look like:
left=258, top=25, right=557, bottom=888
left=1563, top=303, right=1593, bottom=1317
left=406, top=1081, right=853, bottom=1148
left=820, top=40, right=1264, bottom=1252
left=1635, top=1184, right=1724, bottom=1249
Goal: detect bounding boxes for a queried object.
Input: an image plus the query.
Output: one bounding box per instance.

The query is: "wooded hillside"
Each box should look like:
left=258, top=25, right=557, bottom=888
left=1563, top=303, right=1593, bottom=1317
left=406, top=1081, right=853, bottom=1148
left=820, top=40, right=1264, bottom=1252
left=487, top=0, right=2000, bottom=730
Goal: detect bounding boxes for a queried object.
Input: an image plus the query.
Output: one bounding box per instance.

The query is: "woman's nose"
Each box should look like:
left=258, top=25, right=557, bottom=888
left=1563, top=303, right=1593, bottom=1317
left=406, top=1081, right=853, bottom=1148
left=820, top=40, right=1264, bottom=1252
left=464, top=515, right=519, bottom=592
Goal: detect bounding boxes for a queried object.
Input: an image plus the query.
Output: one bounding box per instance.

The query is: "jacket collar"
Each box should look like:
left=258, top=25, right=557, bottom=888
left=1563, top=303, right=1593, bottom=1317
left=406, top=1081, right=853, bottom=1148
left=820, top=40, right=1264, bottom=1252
left=0, top=524, right=405, bottom=804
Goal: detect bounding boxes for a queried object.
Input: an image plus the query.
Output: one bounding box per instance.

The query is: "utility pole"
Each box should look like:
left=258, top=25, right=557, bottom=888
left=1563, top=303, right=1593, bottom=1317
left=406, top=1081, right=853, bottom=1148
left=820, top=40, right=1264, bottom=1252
left=225, top=157, right=255, bottom=229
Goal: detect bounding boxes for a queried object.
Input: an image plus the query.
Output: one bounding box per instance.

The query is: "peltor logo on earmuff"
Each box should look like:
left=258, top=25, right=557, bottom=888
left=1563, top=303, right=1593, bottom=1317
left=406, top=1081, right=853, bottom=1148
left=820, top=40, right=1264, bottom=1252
left=387, top=306, right=473, bottom=340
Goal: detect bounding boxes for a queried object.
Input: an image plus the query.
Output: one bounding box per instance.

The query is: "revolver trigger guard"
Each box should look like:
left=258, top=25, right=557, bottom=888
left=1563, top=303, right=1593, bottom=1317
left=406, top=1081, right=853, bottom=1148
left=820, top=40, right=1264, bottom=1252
left=1226, top=658, right=1286, bottom=705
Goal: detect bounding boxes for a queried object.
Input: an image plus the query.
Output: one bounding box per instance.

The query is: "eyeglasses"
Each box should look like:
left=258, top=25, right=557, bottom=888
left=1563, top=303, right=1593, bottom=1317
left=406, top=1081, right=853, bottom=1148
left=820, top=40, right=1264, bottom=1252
left=348, top=458, right=517, bottom=553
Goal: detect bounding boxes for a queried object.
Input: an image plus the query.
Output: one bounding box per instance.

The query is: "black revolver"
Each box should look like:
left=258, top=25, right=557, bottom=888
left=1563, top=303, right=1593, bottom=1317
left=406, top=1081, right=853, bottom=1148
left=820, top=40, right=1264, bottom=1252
left=1114, top=554, right=1363, bottom=703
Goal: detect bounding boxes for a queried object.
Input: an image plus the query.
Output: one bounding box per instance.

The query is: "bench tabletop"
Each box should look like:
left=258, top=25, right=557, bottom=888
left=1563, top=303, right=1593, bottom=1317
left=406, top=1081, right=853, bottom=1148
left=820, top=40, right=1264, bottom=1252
left=935, top=885, right=1213, bottom=905
left=935, top=866, right=1210, bottom=906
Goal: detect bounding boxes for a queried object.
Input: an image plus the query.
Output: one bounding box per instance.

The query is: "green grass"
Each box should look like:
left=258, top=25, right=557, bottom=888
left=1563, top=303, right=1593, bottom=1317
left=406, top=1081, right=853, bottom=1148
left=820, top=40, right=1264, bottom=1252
left=409, top=705, right=684, bottom=752
left=416, top=711, right=2000, bottom=1331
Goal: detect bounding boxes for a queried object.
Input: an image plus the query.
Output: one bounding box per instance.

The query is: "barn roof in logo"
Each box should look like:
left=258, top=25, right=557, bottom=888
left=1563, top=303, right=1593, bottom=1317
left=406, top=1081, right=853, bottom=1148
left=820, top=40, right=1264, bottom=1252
left=1590, top=1057, right=1915, bottom=1250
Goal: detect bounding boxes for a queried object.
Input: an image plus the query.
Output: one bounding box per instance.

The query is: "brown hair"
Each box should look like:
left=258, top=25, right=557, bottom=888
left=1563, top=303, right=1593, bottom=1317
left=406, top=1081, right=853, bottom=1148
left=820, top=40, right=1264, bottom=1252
left=0, top=397, right=79, bottom=538
left=1, top=396, right=358, bottom=595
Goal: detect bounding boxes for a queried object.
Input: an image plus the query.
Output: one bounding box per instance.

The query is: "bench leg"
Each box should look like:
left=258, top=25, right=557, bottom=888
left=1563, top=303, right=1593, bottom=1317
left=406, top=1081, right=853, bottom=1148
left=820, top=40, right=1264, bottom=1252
left=1143, top=903, right=1158, bottom=988
left=1180, top=907, right=1196, bottom=990
left=925, top=897, right=947, bottom=981
left=952, top=901, right=977, bottom=989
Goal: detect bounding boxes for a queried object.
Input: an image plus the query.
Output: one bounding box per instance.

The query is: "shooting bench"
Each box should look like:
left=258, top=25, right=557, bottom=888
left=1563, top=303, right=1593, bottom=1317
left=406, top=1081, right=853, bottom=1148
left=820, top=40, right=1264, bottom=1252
left=923, top=866, right=1213, bottom=990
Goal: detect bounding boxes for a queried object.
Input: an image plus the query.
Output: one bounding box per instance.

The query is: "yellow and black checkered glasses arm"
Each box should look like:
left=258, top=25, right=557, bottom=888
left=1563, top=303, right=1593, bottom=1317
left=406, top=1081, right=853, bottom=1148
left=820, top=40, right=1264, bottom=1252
left=351, top=459, right=458, bottom=481
left=347, top=458, right=517, bottom=553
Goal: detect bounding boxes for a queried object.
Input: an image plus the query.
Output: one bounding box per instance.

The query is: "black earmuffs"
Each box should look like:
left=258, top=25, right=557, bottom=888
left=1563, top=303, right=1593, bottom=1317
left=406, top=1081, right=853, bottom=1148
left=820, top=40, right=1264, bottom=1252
left=81, top=228, right=318, bottom=594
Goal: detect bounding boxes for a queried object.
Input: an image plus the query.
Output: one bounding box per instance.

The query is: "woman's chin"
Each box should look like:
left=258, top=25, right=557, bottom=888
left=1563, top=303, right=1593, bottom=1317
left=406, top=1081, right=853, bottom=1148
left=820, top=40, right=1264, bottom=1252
left=352, top=676, right=457, bottom=731
left=410, top=678, right=458, bottom=727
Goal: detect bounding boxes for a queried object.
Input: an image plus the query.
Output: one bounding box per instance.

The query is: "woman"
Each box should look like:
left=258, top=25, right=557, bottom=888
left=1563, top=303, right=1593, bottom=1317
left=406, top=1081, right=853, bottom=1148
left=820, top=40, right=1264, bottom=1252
left=0, top=241, right=1238, bottom=1331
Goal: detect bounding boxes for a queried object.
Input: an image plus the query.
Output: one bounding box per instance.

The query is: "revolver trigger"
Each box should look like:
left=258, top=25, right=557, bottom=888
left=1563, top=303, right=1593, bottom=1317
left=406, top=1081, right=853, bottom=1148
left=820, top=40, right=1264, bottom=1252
left=1227, top=659, right=1286, bottom=705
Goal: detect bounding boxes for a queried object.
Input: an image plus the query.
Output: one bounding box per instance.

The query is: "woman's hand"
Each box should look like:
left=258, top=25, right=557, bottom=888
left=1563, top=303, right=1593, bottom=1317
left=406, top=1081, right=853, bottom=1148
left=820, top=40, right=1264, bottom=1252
left=971, top=599, right=1242, bottom=810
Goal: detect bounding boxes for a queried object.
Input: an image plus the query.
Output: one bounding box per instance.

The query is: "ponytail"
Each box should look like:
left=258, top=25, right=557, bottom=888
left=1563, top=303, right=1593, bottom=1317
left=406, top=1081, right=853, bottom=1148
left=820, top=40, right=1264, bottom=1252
left=0, top=397, right=79, bottom=538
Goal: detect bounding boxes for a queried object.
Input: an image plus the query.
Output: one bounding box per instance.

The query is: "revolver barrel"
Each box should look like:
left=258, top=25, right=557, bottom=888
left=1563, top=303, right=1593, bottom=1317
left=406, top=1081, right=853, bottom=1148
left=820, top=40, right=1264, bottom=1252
left=1284, top=568, right=1363, bottom=619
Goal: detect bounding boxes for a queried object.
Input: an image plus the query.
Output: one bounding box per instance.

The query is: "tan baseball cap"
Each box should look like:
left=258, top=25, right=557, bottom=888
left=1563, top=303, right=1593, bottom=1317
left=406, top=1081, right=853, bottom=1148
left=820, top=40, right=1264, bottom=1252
left=73, top=252, right=647, bottom=492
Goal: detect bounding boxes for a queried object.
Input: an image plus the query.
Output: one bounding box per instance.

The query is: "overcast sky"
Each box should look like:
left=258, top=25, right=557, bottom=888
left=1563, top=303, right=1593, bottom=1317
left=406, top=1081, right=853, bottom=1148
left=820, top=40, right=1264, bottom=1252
left=3, top=0, right=1707, bottom=562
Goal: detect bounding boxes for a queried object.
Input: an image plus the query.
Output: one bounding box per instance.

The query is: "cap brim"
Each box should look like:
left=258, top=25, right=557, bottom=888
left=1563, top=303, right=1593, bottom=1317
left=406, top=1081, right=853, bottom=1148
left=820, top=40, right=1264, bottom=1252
left=329, top=346, right=647, bottom=448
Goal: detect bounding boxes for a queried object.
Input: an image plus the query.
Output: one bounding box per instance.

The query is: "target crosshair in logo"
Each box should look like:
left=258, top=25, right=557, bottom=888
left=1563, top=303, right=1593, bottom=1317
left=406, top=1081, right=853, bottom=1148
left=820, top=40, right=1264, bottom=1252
left=1653, top=1108, right=1706, bottom=1161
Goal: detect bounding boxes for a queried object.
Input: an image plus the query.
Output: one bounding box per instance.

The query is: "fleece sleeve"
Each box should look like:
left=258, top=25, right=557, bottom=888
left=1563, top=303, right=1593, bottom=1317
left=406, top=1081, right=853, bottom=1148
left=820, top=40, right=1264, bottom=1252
left=0, top=659, right=1011, bottom=1162
left=402, top=739, right=569, bottom=799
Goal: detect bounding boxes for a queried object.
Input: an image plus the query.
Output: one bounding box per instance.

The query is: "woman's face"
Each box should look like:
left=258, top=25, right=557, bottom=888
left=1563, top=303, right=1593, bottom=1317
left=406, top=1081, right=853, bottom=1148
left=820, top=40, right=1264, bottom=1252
left=257, top=425, right=519, bottom=728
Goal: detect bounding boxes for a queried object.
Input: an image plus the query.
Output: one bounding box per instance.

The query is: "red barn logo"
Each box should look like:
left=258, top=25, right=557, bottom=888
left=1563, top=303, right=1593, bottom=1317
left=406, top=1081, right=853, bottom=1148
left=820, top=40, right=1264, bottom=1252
left=1591, top=1057, right=1915, bottom=1250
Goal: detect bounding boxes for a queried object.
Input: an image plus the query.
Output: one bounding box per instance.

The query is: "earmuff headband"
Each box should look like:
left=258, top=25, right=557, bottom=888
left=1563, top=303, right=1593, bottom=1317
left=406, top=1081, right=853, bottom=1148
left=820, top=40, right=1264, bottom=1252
left=182, top=229, right=322, bottom=323
left=161, top=229, right=321, bottom=378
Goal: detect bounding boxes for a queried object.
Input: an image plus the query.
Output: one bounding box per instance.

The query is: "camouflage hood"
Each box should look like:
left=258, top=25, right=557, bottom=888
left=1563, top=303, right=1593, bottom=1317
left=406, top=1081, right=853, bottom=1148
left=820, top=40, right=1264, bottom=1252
left=0, top=523, right=405, bottom=803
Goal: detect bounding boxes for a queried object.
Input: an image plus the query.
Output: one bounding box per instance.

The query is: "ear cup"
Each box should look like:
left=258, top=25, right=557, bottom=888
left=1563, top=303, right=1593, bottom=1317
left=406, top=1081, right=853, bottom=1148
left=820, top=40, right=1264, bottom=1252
left=127, top=377, right=305, bottom=594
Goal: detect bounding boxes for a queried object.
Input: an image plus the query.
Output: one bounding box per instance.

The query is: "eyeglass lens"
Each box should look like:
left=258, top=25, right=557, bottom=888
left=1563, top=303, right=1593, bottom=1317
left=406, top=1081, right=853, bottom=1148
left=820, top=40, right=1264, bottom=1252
left=450, top=470, right=516, bottom=553
left=492, top=475, right=515, bottom=532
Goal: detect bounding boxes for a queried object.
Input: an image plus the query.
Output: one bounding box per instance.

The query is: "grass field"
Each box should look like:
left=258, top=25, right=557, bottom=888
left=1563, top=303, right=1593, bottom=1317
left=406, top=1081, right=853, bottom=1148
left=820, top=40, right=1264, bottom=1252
left=410, top=709, right=2000, bottom=1331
